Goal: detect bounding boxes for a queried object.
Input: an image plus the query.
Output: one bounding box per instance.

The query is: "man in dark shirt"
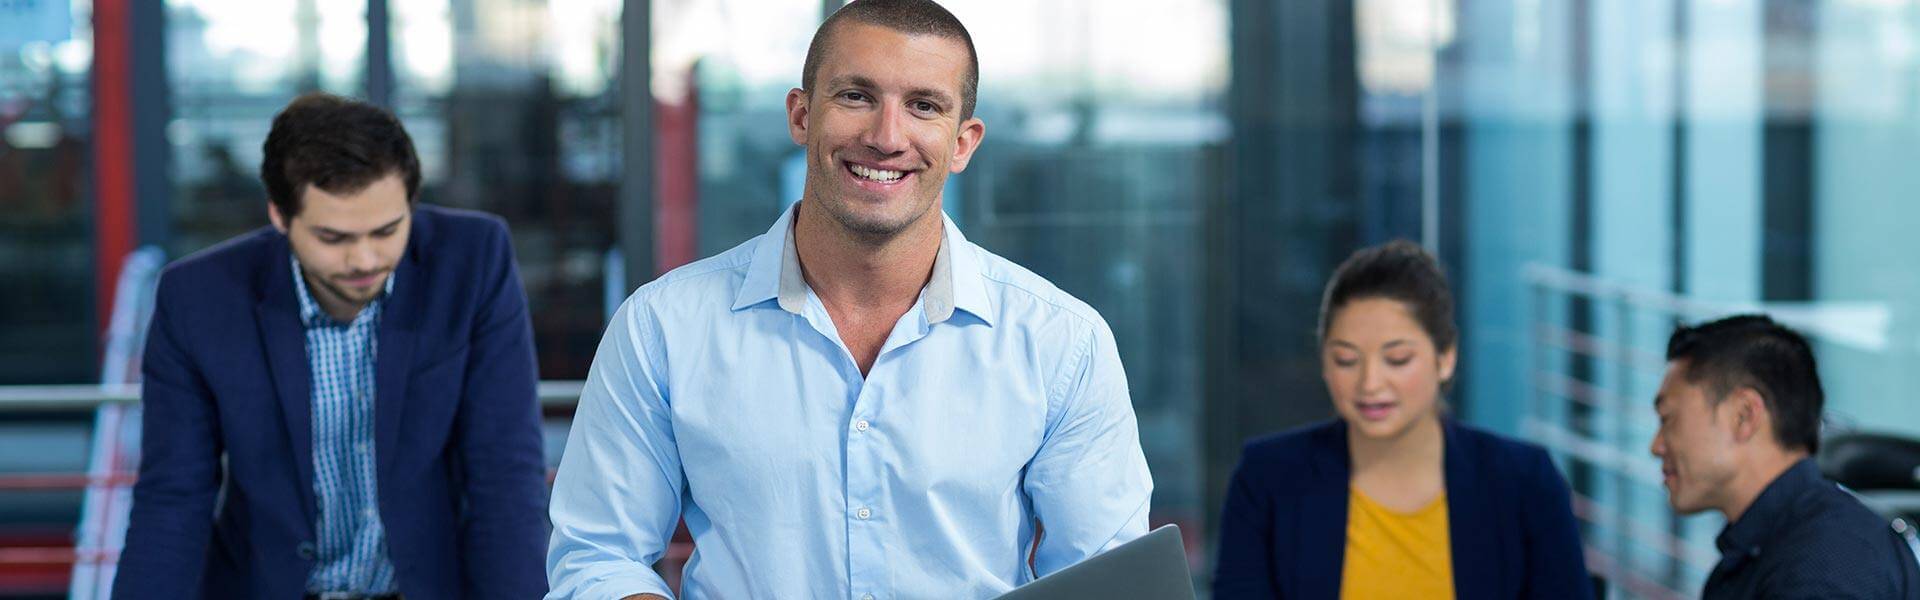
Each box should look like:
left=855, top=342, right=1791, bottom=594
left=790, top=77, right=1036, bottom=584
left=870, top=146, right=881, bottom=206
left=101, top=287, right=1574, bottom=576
left=1651, top=315, right=1920, bottom=599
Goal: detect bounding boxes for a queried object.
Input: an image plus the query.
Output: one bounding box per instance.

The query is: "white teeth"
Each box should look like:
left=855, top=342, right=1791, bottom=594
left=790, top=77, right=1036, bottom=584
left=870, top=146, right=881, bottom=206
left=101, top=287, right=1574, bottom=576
left=850, top=164, right=905, bottom=182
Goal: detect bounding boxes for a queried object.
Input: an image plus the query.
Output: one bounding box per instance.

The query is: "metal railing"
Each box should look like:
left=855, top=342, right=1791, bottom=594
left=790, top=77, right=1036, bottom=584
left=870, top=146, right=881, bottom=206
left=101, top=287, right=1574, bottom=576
left=0, top=381, right=588, bottom=411
left=0, top=381, right=595, bottom=597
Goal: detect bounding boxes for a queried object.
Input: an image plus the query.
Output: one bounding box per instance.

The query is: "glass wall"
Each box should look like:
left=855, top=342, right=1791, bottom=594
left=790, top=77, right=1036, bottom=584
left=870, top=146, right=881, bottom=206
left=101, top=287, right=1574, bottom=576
left=388, top=0, right=623, bottom=378
left=1434, top=0, right=1920, bottom=595
left=0, top=0, right=94, bottom=385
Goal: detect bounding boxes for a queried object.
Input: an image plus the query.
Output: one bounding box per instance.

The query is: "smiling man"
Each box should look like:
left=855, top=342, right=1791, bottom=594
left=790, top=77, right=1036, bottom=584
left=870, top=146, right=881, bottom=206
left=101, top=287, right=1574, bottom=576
left=544, top=1, right=1153, bottom=598
left=115, top=93, right=549, bottom=599
left=1651, top=315, right=1919, bottom=599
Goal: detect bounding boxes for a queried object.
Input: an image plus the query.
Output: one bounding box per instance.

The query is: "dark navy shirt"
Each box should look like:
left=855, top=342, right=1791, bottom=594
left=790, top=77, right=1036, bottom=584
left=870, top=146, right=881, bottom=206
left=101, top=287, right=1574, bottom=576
left=1704, top=458, right=1920, bottom=599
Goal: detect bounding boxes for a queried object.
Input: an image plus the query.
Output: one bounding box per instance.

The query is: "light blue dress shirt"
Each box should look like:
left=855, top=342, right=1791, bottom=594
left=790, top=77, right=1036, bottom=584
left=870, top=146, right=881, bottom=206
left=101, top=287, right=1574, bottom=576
left=546, top=204, right=1153, bottom=599
left=292, top=257, right=398, bottom=594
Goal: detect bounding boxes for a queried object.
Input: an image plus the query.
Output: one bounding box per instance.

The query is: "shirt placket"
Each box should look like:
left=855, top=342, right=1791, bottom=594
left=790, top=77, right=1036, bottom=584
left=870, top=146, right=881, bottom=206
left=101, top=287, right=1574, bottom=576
left=843, top=307, right=936, bottom=600
left=844, top=368, right=886, bottom=600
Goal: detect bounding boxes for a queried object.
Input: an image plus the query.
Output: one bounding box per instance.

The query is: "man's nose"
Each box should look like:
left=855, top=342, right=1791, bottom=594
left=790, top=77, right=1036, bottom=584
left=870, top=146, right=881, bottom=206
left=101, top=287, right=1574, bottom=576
left=860, top=102, right=909, bottom=155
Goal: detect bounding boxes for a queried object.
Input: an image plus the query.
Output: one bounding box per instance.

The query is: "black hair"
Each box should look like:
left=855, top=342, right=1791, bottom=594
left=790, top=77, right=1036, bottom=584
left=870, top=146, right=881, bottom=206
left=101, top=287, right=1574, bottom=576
left=802, top=0, right=979, bottom=120
left=260, top=93, right=421, bottom=219
left=1318, top=240, right=1459, bottom=357
left=1666, top=314, right=1825, bottom=454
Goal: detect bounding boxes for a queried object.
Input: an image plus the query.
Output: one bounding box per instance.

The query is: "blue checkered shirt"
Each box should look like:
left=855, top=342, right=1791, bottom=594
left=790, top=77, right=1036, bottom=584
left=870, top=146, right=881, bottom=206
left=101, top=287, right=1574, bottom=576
left=292, top=258, right=399, bottom=594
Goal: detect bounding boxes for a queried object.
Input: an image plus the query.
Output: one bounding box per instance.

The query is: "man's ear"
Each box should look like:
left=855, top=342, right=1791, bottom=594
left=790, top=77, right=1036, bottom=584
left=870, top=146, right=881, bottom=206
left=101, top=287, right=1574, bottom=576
left=947, top=117, right=987, bottom=173
left=1728, top=387, right=1767, bottom=444
left=786, top=88, right=811, bottom=146
left=268, top=202, right=288, bottom=233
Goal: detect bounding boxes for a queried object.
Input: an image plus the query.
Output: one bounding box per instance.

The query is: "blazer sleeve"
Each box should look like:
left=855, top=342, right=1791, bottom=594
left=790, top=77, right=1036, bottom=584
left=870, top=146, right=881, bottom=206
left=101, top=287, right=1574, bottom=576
left=452, top=220, right=551, bottom=598
left=1519, top=447, right=1594, bottom=600
left=1213, top=447, right=1282, bottom=599
left=114, top=275, right=222, bottom=598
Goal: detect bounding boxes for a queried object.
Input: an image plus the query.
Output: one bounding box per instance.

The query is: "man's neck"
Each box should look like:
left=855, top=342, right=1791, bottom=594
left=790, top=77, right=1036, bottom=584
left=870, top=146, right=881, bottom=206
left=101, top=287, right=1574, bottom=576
left=1720, top=448, right=1810, bottom=524
left=792, top=199, right=943, bottom=316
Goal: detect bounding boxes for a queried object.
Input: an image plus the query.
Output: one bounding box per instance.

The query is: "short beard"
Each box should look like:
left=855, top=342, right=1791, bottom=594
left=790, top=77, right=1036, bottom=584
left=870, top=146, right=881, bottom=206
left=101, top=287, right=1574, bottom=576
left=316, top=272, right=386, bottom=307
left=805, top=176, right=937, bottom=243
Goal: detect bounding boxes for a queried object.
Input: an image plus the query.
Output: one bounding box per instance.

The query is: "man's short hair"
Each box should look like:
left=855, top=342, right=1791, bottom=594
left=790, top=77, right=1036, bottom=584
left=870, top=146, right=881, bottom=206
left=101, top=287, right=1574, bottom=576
left=260, top=93, right=422, bottom=220
left=801, top=0, right=979, bottom=121
left=1666, top=314, right=1825, bottom=454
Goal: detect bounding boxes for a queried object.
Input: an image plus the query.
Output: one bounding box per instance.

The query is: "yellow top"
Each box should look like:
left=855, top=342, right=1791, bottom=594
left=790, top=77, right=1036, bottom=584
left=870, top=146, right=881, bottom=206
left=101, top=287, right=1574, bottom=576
left=1339, top=486, right=1454, bottom=600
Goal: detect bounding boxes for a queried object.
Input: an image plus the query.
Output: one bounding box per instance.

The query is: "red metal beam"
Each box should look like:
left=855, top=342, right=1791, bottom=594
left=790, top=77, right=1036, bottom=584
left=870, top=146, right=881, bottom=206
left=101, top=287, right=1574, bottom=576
left=91, top=0, right=136, bottom=350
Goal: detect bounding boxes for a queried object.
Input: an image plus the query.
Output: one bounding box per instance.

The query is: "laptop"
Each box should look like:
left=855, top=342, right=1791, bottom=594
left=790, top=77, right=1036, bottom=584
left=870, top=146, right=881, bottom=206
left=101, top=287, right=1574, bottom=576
left=996, top=524, right=1196, bottom=600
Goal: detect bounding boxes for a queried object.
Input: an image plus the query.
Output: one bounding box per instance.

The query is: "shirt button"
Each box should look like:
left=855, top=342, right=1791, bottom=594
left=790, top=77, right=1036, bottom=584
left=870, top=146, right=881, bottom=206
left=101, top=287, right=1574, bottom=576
left=854, top=419, right=870, bottom=433
left=855, top=507, right=872, bottom=520
left=355, top=442, right=369, bottom=454
left=296, top=541, right=316, bottom=560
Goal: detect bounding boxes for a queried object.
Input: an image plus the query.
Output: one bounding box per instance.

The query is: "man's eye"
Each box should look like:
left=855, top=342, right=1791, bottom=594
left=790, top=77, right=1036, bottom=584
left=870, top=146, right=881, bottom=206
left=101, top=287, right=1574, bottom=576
left=841, top=91, right=869, bottom=102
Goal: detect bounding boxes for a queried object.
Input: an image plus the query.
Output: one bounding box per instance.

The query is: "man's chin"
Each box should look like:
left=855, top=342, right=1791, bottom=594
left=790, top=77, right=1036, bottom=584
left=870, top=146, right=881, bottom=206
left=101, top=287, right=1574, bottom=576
left=1667, top=495, right=1707, bottom=516
left=822, top=199, right=930, bottom=237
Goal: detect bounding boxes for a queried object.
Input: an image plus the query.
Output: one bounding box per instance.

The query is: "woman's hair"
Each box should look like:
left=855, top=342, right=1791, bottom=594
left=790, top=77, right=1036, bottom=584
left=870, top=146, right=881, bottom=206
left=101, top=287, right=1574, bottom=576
left=1318, top=240, right=1458, bottom=354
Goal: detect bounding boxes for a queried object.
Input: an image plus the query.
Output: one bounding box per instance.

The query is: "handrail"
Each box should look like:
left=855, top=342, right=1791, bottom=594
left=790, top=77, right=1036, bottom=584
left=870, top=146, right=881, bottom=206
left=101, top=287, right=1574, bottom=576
left=1524, top=263, right=1891, bottom=352
left=1523, top=263, right=1758, bottom=320
left=0, top=381, right=588, bottom=411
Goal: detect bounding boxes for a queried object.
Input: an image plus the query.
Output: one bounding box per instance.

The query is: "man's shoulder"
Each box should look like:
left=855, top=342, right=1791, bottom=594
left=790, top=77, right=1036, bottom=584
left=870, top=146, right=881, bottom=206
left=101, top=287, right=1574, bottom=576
left=963, top=242, right=1108, bottom=332
left=1754, top=491, right=1915, bottom=597
left=623, top=232, right=762, bottom=310
left=412, top=204, right=512, bottom=263
left=157, top=226, right=279, bottom=300
left=1778, top=482, right=1905, bottom=549
left=416, top=203, right=508, bottom=238
left=1781, top=482, right=1904, bottom=534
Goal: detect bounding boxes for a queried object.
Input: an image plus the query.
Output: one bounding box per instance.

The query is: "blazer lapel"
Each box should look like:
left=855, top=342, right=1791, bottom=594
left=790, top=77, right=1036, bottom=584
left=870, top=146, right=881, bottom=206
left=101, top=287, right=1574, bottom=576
left=1298, top=423, right=1352, bottom=599
left=374, top=222, right=424, bottom=485
left=256, top=243, right=317, bottom=519
left=1444, top=421, right=1499, bottom=599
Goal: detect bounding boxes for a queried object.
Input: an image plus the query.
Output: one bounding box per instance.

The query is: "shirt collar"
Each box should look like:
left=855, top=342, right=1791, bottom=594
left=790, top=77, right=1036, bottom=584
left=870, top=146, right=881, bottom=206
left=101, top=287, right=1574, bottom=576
left=732, top=202, right=993, bottom=326
left=291, top=255, right=393, bottom=327
left=1715, top=457, right=1824, bottom=558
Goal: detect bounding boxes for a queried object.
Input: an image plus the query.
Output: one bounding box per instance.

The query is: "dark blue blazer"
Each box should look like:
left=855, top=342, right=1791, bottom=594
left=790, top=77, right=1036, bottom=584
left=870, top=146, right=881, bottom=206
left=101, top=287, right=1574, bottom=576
left=114, top=206, right=549, bottom=599
left=1213, top=419, right=1593, bottom=599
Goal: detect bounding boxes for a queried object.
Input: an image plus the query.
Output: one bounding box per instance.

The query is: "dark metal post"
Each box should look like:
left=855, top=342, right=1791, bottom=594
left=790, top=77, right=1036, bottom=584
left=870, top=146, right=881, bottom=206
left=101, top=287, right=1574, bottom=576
left=620, top=0, right=656, bottom=287
left=366, top=0, right=394, bottom=107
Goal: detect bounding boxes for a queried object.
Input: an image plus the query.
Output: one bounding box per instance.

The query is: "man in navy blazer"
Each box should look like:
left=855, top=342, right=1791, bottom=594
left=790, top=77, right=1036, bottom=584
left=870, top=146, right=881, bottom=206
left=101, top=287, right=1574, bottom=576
left=114, top=93, right=548, bottom=599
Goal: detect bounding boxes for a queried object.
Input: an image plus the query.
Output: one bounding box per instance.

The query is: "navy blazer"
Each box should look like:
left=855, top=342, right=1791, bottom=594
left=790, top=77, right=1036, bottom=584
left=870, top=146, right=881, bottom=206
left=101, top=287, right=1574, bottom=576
left=1213, top=419, right=1593, bottom=599
left=114, top=206, right=549, bottom=599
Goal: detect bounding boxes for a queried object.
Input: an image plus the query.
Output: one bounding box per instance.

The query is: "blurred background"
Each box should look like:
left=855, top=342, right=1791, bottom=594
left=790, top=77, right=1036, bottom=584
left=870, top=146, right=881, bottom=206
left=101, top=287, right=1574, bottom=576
left=2, top=0, right=1918, bottom=597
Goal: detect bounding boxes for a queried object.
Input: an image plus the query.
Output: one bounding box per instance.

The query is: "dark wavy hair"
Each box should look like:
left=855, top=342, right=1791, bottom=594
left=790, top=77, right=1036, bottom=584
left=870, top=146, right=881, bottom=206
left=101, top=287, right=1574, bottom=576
left=260, top=93, right=421, bottom=219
